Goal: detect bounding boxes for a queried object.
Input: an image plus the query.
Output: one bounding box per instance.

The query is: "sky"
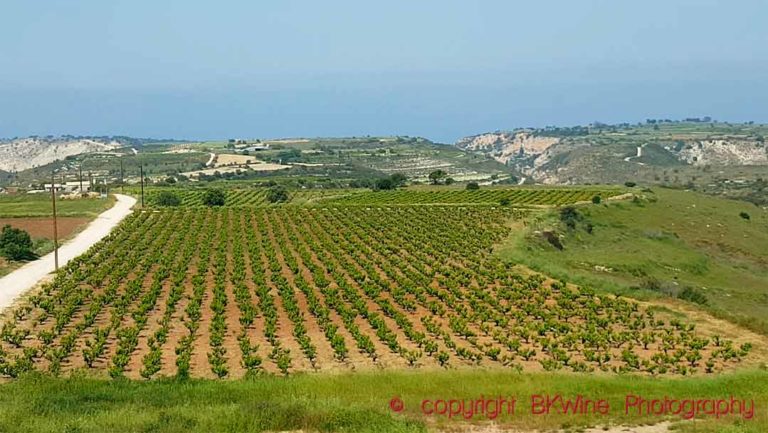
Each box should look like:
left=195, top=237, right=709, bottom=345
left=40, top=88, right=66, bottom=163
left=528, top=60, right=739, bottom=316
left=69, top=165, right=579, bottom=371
left=1, top=0, right=766, bottom=143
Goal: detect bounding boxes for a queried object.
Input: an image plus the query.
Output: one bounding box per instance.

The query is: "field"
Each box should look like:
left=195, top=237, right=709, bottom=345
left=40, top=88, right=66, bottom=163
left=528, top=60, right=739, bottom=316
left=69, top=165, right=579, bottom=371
left=139, top=187, right=623, bottom=208
left=0, top=195, right=114, bottom=276
left=0, top=217, right=91, bottom=276
left=0, top=187, right=765, bottom=432
left=325, top=188, right=624, bottom=206
left=142, top=188, right=358, bottom=207
left=0, top=194, right=114, bottom=218
left=0, top=189, right=757, bottom=380
left=0, top=217, right=90, bottom=239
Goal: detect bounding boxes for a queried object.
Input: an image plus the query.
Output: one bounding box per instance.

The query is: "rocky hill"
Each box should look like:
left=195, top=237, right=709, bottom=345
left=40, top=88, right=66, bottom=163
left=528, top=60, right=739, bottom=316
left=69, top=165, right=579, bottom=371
left=675, top=139, right=768, bottom=166
left=456, top=122, right=768, bottom=185
left=456, top=131, right=559, bottom=164
left=0, top=137, right=121, bottom=172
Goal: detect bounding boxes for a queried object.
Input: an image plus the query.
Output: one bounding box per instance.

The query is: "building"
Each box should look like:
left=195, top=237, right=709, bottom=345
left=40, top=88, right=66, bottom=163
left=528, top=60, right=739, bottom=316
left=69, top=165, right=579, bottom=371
left=43, top=182, right=91, bottom=193
left=241, top=144, right=270, bottom=152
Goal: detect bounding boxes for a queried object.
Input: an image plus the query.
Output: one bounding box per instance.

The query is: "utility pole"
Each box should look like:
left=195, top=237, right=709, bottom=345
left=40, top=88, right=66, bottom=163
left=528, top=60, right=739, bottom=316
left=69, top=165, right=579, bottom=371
left=51, top=171, right=59, bottom=272
left=119, top=158, right=124, bottom=193
left=139, top=164, right=145, bottom=208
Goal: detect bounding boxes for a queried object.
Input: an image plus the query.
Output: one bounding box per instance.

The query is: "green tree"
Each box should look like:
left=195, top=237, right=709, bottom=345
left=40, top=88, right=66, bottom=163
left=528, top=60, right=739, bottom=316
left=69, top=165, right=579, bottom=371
left=266, top=185, right=290, bottom=203
left=153, top=191, right=181, bottom=207
left=0, top=225, right=34, bottom=261
left=373, top=177, right=396, bottom=191
left=202, top=189, right=226, bottom=207
left=389, top=173, right=408, bottom=187
left=466, top=182, right=480, bottom=190
left=592, top=195, right=602, bottom=204
left=428, top=170, right=447, bottom=185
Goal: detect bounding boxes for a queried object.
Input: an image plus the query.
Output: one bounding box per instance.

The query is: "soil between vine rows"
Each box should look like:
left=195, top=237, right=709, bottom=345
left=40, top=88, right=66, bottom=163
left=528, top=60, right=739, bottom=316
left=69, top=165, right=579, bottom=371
left=0, top=204, right=755, bottom=379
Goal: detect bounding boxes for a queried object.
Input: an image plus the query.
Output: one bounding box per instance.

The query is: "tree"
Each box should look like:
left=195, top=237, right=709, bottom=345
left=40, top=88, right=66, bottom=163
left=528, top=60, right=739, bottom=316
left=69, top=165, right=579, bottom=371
left=592, top=195, right=602, bottom=204
left=428, top=170, right=447, bottom=185
left=266, top=185, right=289, bottom=203
left=445, top=177, right=455, bottom=185
left=202, top=189, right=226, bottom=207
left=624, top=181, right=637, bottom=188
left=0, top=225, right=34, bottom=261
left=153, top=191, right=181, bottom=207
left=466, top=182, right=480, bottom=190
left=389, top=173, right=408, bottom=187
left=373, top=177, right=396, bottom=191
left=739, top=211, right=750, bottom=220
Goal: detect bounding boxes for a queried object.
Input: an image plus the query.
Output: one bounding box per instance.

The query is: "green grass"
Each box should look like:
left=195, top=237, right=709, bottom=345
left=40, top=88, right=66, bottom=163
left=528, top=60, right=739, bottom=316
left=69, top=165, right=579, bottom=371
left=497, top=187, right=768, bottom=334
left=0, top=370, right=765, bottom=432
left=0, top=195, right=115, bottom=218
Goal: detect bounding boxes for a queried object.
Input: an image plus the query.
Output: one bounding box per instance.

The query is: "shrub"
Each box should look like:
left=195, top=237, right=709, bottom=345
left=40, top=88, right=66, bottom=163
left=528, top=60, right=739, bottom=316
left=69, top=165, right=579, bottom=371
left=0, top=225, right=34, bottom=261
left=542, top=231, right=563, bottom=250
left=266, top=186, right=290, bottom=203
left=466, top=182, right=480, bottom=190
left=559, top=206, right=581, bottom=230
left=202, top=189, right=226, bottom=207
left=624, top=181, right=637, bottom=187
left=739, top=212, right=750, bottom=220
left=591, top=195, right=602, bottom=204
left=153, top=191, right=181, bottom=207
left=678, top=286, right=708, bottom=305
left=499, top=198, right=511, bottom=207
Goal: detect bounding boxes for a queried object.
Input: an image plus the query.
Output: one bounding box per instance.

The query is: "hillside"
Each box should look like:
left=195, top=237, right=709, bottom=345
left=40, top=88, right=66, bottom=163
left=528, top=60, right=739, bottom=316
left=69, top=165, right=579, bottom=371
left=457, top=121, right=768, bottom=187
left=0, top=137, right=121, bottom=172
left=499, top=187, right=768, bottom=334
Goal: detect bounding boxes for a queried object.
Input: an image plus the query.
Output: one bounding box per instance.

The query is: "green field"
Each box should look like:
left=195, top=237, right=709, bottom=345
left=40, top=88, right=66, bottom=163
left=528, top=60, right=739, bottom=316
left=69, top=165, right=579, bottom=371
left=0, top=194, right=115, bottom=218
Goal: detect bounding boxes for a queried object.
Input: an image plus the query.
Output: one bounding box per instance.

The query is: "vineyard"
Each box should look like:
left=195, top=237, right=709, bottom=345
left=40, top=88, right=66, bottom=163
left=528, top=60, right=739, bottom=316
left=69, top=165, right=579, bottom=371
left=323, top=188, right=623, bottom=206
left=141, top=187, right=623, bottom=208
left=0, top=200, right=750, bottom=379
left=143, top=188, right=348, bottom=207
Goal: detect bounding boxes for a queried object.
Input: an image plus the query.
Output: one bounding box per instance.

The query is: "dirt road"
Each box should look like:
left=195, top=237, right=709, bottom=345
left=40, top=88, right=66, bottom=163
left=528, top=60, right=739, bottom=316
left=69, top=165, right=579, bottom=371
left=0, top=194, right=136, bottom=312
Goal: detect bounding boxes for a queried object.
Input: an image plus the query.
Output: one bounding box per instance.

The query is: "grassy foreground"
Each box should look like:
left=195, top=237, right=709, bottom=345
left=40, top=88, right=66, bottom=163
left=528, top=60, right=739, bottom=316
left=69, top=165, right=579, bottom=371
left=0, top=370, right=765, bottom=432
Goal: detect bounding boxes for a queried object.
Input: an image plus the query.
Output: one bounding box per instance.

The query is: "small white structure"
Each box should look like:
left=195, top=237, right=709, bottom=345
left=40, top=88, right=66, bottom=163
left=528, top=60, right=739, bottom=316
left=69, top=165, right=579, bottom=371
left=241, top=144, right=270, bottom=152
left=43, top=182, right=92, bottom=193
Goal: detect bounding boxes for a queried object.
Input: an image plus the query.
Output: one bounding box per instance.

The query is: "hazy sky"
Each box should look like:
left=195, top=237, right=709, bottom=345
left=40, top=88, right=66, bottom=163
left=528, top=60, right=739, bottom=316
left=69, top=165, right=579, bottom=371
left=1, top=0, right=766, bottom=142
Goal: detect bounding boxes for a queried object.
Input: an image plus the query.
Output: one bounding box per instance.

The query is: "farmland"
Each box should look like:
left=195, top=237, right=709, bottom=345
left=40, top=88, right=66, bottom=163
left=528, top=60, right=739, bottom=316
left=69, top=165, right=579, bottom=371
left=325, top=188, right=624, bottom=206
left=0, top=194, right=114, bottom=218
left=0, top=195, right=116, bottom=276
left=0, top=186, right=765, bottom=433
left=0, top=189, right=755, bottom=380
left=139, top=186, right=623, bottom=208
